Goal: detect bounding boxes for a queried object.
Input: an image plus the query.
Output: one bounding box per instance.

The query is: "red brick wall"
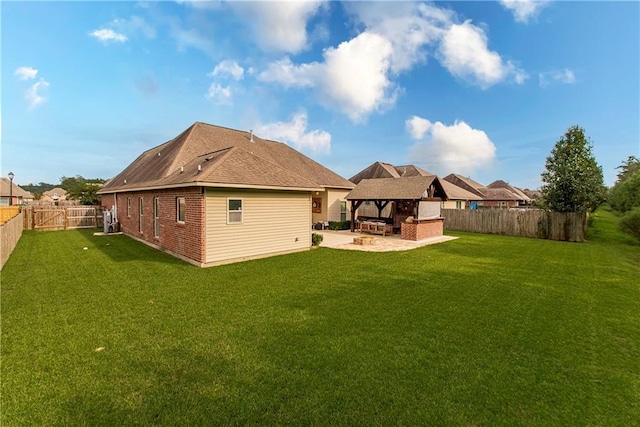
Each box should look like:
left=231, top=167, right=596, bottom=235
left=401, top=219, right=444, bottom=241
left=103, top=188, right=205, bottom=264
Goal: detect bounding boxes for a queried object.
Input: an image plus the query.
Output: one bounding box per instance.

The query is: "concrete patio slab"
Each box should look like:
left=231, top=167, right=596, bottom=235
left=317, top=230, right=458, bottom=252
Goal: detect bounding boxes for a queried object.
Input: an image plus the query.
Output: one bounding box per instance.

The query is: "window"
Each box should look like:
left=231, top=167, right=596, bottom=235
left=126, top=197, right=131, bottom=217
left=340, top=201, right=347, bottom=222
left=177, top=197, right=186, bottom=223
left=227, top=198, right=243, bottom=224
left=456, top=200, right=462, bottom=209
left=139, top=197, right=144, bottom=233
left=154, top=197, right=160, bottom=238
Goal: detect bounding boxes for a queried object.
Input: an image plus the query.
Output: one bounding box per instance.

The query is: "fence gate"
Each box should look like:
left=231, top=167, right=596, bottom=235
left=24, top=206, right=104, bottom=231
left=33, top=208, right=66, bottom=231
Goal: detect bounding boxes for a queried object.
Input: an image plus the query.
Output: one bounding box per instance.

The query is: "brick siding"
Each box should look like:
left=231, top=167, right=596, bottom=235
left=400, top=219, right=444, bottom=241
left=102, top=188, right=205, bottom=264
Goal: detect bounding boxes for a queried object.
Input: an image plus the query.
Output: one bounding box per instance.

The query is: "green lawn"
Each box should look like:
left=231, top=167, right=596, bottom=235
left=2, top=208, right=639, bottom=425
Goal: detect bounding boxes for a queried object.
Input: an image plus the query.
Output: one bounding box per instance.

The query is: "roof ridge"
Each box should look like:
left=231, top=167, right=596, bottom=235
left=165, top=123, right=199, bottom=176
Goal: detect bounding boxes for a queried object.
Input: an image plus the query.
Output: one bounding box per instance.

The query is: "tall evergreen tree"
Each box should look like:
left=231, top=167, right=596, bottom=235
left=541, top=125, right=606, bottom=213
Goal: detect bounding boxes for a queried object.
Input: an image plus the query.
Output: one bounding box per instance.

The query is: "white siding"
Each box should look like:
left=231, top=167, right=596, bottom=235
left=205, top=189, right=311, bottom=264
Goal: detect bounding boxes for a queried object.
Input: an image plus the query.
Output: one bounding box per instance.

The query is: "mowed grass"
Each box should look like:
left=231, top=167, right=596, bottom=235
left=1, top=209, right=638, bottom=425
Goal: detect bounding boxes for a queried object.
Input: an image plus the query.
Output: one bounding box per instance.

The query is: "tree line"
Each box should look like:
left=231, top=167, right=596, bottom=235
left=21, top=176, right=106, bottom=205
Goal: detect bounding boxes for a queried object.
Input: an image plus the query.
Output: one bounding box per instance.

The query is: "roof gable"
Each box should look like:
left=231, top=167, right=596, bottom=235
left=346, top=176, right=446, bottom=200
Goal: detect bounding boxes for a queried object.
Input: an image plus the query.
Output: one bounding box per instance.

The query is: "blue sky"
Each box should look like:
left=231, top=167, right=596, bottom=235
left=3, top=1, right=638, bottom=189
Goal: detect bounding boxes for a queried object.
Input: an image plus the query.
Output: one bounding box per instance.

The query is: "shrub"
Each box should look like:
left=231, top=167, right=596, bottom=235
left=328, top=220, right=351, bottom=230
left=311, top=233, right=323, bottom=246
left=619, top=208, right=640, bottom=242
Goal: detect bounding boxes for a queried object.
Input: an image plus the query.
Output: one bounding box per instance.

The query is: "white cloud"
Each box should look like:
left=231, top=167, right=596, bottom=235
left=539, top=68, right=576, bottom=87
left=259, top=32, right=396, bottom=123
left=437, top=20, right=527, bottom=89
left=25, top=78, right=50, bottom=110
left=205, top=83, right=232, bottom=104
left=14, top=66, right=38, bottom=80
left=407, top=117, right=496, bottom=174
left=210, top=60, right=244, bottom=81
left=229, top=1, right=325, bottom=54
left=258, top=57, right=317, bottom=88
left=345, top=2, right=451, bottom=74
left=89, top=28, right=128, bottom=43
left=406, top=115, right=431, bottom=140
left=255, top=112, right=331, bottom=155
left=500, top=0, right=549, bottom=24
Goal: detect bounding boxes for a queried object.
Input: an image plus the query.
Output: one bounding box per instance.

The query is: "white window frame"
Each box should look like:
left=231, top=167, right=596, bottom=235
left=138, top=197, right=144, bottom=233
left=126, top=197, right=131, bottom=217
left=176, top=197, right=186, bottom=223
left=227, top=198, right=243, bottom=224
left=340, top=201, right=347, bottom=222
left=154, top=197, right=160, bottom=238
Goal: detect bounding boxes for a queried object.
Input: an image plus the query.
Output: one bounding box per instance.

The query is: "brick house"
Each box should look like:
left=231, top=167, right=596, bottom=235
left=443, top=174, right=531, bottom=208
left=98, top=122, right=354, bottom=267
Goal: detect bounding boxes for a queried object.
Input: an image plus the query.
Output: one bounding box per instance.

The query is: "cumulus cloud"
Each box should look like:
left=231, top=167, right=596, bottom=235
left=89, top=28, right=128, bottom=43
left=205, top=83, right=232, bottom=104
left=210, top=60, right=244, bottom=81
left=25, top=78, right=50, bottom=110
left=14, top=66, right=38, bottom=80
left=500, top=0, right=549, bottom=23
left=260, top=32, right=397, bottom=122
left=230, top=1, right=325, bottom=53
left=539, top=68, right=576, bottom=87
left=438, top=21, right=527, bottom=89
left=407, top=116, right=496, bottom=174
left=255, top=112, right=331, bottom=154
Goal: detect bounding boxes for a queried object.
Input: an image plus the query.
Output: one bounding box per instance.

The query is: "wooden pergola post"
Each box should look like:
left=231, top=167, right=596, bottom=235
left=350, top=200, right=363, bottom=232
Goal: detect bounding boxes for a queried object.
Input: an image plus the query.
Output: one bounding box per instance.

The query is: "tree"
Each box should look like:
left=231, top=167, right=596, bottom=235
left=60, top=175, right=105, bottom=205
left=540, top=125, right=606, bottom=213
left=609, top=159, right=640, bottom=213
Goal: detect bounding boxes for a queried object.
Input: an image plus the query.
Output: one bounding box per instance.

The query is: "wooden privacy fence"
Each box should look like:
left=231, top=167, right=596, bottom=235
left=0, top=206, right=21, bottom=225
left=23, top=206, right=104, bottom=231
left=441, top=209, right=588, bottom=242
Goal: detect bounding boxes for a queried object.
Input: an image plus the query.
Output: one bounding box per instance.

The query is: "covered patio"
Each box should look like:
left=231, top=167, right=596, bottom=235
left=346, top=175, right=449, bottom=240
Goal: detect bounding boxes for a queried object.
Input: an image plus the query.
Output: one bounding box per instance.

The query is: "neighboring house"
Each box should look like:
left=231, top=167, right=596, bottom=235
left=41, top=188, right=69, bottom=204
left=0, top=178, right=34, bottom=206
left=350, top=162, right=480, bottom=215
left=443, top=174, right=530, bottom=208
left=98, top=122, right=354, bottom=267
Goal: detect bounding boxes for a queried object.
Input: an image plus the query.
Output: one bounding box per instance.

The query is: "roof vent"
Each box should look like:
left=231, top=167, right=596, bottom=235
left=249, top=129, right=254, bottom=143
left=124, top=179, right=127, bottom=184
left=180, top=166, right=184, bottom=173
left=197, top=165, right=202, bottom=173
left=157, top=152, right=161, bottom=157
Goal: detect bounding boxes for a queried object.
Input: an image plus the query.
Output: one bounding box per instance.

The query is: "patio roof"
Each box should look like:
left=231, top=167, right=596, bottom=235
left=345, top=176, right=447, bottom=201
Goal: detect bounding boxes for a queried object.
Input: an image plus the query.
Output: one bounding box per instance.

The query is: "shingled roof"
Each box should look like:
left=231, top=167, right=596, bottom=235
left=346, top=176, right=446, bottom=200
left=0, top=178, right=33, bottom=198
left=99, top=122, right=354, bottom=193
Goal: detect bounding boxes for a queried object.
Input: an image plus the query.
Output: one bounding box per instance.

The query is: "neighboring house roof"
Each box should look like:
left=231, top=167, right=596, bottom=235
left=442, top=174, right=487, bottom=198
left=42, top=188, right=68, bottom=200
left=487, top=180, right=531, bottom=201
left=394, top=164, right=433, bottom=178
left=350, top=162, right=400, bottom=184
left=439, top=179, right=483, bottom=201
left=99, top=122, right=354, bottom=194
left=349, top=161, right=435, bottom=184
left=346, top=176, right=445, bottom=200
left=0, top=178, right=34, bottom=199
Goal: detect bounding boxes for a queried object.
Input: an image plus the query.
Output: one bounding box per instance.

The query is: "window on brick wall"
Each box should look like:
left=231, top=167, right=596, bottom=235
left=154, top=197, right=160, bottom=238
left=177, top=197, right=186, bottom=223
left=139, top=197, right=144, bottom=233
left=227, top=198, right=242, bottom=224
left=127, top=197, right=131, bottom=217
